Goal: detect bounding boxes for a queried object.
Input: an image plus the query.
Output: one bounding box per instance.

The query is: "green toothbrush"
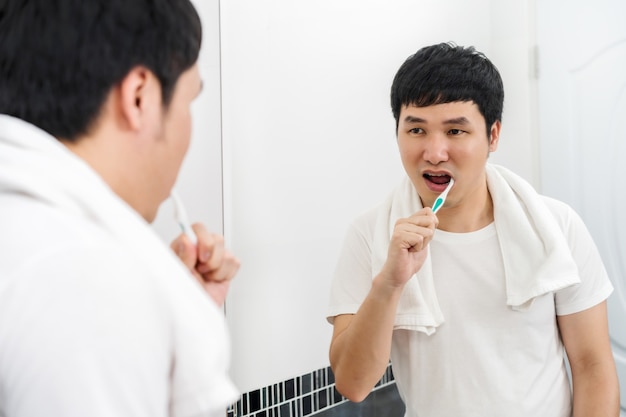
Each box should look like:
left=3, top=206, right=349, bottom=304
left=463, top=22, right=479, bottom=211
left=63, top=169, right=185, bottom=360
left=432, top=178, right=454, bottom=213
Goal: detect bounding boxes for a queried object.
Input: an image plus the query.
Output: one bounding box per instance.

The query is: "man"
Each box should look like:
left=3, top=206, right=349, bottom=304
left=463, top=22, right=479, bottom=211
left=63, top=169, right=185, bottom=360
left=0, top=1, right=239, bottom=416
left=328, top=43, right=619, bottom=416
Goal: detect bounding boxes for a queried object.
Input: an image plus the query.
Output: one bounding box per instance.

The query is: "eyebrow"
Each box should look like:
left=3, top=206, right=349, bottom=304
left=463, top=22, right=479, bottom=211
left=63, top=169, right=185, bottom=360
left=403, top=115, right=426, bottom=124
left=402, top=115, right=470, bottom=125
left=443, top=117, right=470, bottom=125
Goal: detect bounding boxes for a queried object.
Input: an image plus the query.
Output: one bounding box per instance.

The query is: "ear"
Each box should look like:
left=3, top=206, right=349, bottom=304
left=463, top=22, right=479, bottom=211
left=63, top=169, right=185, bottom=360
left=118, top=66, right=160, bottom=132
left=488, top=120, right=501, bottom=152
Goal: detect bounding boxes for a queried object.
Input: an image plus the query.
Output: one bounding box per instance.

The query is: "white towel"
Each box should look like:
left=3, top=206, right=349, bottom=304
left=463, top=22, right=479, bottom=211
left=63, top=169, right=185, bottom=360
left=371, top=163, right=581, bottom=335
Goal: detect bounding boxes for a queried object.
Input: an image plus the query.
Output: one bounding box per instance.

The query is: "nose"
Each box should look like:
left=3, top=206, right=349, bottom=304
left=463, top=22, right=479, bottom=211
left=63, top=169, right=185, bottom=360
left=423, top=134, right=449, bottom=164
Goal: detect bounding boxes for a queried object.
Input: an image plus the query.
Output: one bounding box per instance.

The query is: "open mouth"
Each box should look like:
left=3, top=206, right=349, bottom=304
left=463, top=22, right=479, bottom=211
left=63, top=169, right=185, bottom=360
left=423, top=173, right=452, bottom=185
left=423, top=173, right=453, bottom=193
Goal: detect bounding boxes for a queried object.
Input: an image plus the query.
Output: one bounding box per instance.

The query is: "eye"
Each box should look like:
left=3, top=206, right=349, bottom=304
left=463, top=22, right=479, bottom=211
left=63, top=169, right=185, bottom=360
left=408, top=127, right=424, bottom=135
left=448, top=129, right=465, bottom=136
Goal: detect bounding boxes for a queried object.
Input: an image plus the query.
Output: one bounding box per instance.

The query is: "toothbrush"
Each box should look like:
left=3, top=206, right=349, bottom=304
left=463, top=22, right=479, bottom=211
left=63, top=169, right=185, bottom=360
left=431, top=178, right=454, bottom=214
left=171, top=190, right=197, bottom=245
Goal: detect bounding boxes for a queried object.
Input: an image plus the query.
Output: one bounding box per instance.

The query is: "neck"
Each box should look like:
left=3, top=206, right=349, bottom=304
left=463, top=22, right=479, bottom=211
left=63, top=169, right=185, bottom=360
left=61, top=129, right=154, bottom=222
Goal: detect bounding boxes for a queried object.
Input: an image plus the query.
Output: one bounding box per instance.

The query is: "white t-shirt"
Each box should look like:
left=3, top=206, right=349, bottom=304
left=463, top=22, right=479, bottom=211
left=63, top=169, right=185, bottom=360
left=0, top=116, right=238, bottom=417
left=328, top=196, right=613, bottom=417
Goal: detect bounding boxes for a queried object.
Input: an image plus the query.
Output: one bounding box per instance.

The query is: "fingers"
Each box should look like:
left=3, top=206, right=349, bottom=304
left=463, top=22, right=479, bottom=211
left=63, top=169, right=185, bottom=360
left=391, top=208, right=438, bottom=251
left=381, top=208, right=438, bottom=286
left=192, top=223, right=240, bottom=283
left=170, top=222, right=239, bottom=306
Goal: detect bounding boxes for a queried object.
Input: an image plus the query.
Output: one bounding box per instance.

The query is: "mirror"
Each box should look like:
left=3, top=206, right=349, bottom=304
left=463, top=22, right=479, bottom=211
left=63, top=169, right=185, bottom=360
left=220, top=0, right=537, bottom=393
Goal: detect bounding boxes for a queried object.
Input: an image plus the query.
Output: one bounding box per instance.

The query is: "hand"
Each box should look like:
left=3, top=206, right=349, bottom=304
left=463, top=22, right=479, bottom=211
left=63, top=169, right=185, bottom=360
left=380, top=207, right=438, bottom=288
left=171, top=223, right=240, bottom=307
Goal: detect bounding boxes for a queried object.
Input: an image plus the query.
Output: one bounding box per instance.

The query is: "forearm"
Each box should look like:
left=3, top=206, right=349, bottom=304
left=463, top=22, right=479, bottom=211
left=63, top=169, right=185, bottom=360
left=571, top=360, right=620, bottom=417
left=330, top=274, right=404, bottom=402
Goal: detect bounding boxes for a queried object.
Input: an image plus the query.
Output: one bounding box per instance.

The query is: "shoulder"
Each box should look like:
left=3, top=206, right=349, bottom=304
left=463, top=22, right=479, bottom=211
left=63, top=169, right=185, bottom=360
left=539, top=195, right=586, bottom=235
left=0, top=193, right=177, bottom=339
left=539, top=194, right=575, bottom=217
left=0, top=193, right=115, bottom=263
left=538, top=195, right=600, bottom=259
left=539, top=196, right=614, bottom=314
left=349, top=205, right=380, bottom=237
left=336, top=204, right=385, bottom=263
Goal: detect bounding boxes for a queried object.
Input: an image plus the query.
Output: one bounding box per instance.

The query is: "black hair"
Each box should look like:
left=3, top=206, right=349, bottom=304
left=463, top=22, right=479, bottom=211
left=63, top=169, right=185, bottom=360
left=390, top=42, right=504, bottom=138
left=0, top=0, right=202, bottom=141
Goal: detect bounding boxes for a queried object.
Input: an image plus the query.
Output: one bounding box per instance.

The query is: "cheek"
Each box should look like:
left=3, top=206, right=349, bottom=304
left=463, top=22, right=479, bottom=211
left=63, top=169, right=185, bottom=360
left=160, top=111, right=192, bottom=189
left=397, top=136, right=421, bottom=158
left=180, top=124, right=192, bottom=156
left=173, top=111, right=193, bottom=157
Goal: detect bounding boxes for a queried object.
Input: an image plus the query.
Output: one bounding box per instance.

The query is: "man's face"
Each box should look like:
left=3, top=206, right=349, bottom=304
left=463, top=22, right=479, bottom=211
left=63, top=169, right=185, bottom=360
left=144, top=63, right=202, bottom=222
left=396, top=101, right=500, bottom=212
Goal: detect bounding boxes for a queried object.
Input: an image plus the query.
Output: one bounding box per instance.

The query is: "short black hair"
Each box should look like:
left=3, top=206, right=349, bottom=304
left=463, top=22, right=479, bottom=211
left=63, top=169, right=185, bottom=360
left=390, top=42, right=504, bottom=138
left=0, top=0, right=202, bottom=141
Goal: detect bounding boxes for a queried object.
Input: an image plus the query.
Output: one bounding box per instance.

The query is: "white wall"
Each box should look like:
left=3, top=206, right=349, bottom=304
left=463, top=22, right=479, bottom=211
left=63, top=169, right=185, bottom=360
left=489, top=0, right=538, bottom=186
left=220, top=0, right=537, bottom=393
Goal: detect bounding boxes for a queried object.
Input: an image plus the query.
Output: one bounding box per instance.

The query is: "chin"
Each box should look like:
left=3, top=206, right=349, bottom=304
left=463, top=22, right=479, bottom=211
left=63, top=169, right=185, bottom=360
left=142, top=200, right=161, bottom=224
left=144, top=210, right=158, bottom=224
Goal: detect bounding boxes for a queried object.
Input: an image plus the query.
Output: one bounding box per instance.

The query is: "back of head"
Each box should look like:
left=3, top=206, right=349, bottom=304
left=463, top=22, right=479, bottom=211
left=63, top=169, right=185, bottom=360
left=0, top=0, right=202, bottom=141
left=390, top=42, right=504, bottom=136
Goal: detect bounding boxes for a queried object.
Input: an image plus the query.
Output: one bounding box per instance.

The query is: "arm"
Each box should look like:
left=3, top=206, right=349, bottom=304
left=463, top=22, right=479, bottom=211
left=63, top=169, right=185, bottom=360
left=558, top=301, right=620, bottom=417
left=329, top=208, right=437, bottom=402
left=171, top=223, right=240, bottom=306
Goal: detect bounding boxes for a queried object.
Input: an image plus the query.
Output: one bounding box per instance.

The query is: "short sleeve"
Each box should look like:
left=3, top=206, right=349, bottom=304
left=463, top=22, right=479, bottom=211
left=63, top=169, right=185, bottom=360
left=327, top=209, right=378, bottom=323
left=542, top=198, right=614, bottom=315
